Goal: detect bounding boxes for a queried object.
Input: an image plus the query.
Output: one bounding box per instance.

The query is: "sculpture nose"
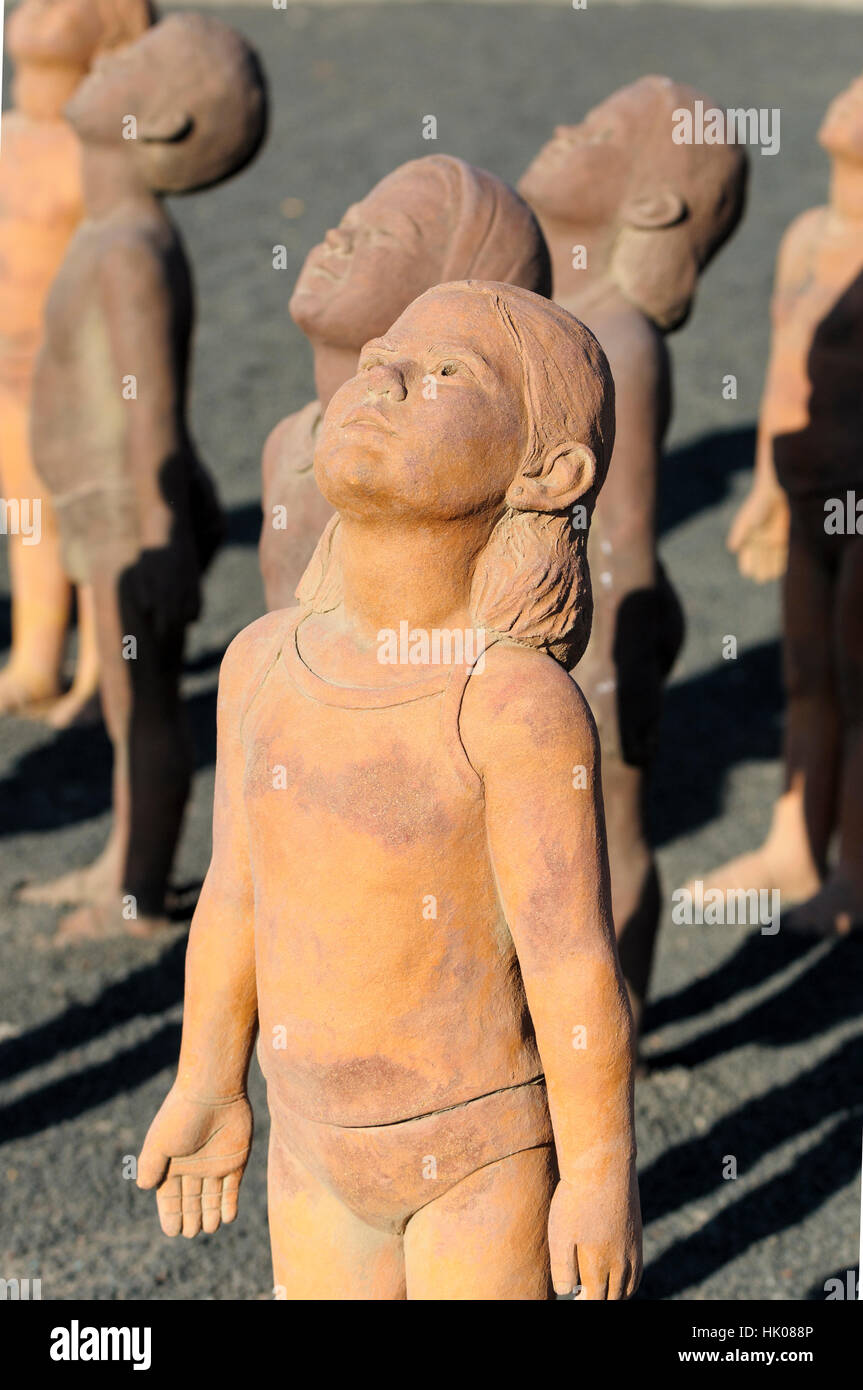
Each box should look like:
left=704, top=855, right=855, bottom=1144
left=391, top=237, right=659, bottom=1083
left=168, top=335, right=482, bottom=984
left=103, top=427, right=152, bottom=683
left=365, top=363, right=407, bottom=401
left=325, top=226, right=352, bottom=253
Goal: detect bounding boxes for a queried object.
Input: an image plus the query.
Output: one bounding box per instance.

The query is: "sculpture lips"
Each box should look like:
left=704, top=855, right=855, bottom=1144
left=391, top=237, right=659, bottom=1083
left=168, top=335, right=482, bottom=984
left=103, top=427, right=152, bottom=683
left=341, top=406, right=396, bottom=435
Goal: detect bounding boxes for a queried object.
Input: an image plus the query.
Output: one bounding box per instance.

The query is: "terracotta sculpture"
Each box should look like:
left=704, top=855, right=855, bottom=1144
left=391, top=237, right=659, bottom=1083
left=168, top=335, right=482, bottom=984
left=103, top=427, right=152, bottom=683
left=519, top=77, right=748, bottom=1033
left=21, top=13, right=267, bottom=938
left=138, top=281, right=641, bottom=1301
left=694, top=75, right=863, bottom=935
left=259, top=155, right=551, bottom=610
left=0, top=0, right=154, bottom=722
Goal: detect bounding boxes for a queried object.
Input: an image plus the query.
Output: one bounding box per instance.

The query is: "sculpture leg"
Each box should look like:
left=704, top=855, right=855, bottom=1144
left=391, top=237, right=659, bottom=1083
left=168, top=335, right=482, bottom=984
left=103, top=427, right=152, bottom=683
left=690, top=519, right=832, bottom=906
left=403, top=1146, right=557, bottom=1300
left=46, top=583, right=102, bottom=729
left=57, top=563, right=191, bottom=938
left=786, top=532, right=863, bottom=934
left=605, top=756, right=660, bottom=1040
left=0, top=385, right=71, bottom=714
left=268, top=1128, right=406, bottom=1300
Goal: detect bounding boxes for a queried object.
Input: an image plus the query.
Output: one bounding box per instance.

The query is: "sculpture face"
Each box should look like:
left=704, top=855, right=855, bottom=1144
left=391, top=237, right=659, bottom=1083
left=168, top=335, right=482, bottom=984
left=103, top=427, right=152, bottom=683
left=65, top=37, right=145, bottom=142
left=290, top=172, right=447, bottom=350
left=65, top=14, right=267, bottom=194
left=819, top=74, right=863, bottom=162
left=8, top=0, right=103, bottom=68
left=519, top=86, right=648, bottom=225
left=314, top=286, right=527, bottom=521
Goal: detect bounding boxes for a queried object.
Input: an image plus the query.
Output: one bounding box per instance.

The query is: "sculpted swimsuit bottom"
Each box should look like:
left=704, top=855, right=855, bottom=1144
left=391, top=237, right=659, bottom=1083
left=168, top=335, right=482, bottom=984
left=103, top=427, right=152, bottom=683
left=267, top=1076, right=554, bottom=1234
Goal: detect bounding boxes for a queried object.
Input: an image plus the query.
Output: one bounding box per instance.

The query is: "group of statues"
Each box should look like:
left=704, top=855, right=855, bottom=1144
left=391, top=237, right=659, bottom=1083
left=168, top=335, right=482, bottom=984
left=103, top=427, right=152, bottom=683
left=2, top=0, right=860, bottom=1301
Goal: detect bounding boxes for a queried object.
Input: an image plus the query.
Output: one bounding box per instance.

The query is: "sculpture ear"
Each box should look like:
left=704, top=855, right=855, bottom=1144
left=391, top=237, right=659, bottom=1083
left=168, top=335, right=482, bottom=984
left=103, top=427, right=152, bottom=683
left=138, top=108, right=194, bottom=144
left=622, top=188, right=686, bottom=230
left=506, top=442, right=596, bottom=514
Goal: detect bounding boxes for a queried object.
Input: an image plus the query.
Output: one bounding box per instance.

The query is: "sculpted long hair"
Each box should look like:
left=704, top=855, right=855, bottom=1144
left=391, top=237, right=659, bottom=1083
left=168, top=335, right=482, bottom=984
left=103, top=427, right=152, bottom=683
left=299, top=283, right=614, bottom=671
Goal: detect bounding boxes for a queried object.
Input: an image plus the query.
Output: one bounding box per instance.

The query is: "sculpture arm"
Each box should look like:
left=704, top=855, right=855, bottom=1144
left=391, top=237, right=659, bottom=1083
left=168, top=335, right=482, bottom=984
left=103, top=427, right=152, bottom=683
left=461, top=645, right=640, bottom=1297
left=175, top=623, right=262, bottom=1099
left=98, top=235, right=188, bottom=549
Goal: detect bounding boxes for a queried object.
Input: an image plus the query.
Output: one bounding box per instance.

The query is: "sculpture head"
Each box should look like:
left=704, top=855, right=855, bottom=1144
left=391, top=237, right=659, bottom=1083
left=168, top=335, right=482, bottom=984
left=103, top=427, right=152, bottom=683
left=65, top=13, right=267, bottom=194
left=519, top=75, right=748, bottom=330
left=9, top=0, right=155, bottom=114
left=819, top=73, right=863, bottom=164
left=301, top=280, right=614, bottom=667
left=290, top=155, right=551, bottom=352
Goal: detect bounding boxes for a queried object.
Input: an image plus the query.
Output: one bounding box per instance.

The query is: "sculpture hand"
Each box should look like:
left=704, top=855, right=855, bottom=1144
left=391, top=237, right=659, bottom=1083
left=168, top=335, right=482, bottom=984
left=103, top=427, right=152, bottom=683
left=727, top=483, right=790, bottom=582
left=547, top=1166, right=642, bottom=1300
left=137, top=1088, right=253, bottom=1238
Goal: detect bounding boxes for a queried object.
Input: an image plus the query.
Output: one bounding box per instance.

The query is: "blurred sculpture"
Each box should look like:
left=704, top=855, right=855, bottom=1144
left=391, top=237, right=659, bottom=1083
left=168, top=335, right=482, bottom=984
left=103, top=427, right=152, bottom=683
left=21, top=13, right=267, bottom=938
left=259, top=154, right=551, bottom=610
left=694, top=74, right=863, bottom=935
left=0, top=0, right=154, bottom=722
left=139, top=281, right=641, bottom=1302
left=520, top=76, right=748, bottom=1033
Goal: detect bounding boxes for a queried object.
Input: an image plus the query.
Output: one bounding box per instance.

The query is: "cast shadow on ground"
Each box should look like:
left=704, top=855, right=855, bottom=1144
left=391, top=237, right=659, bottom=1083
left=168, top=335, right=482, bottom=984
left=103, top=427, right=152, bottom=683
left=0, top=1020, right=182, bottom=1145
left=649, top=638, right=783, bottom=851
left=658, top=425, right=756, bottom=540
left=641, top=1102, right=862, bottom=1299
left=638, top=932, right=863, bottom=1297
left=0, top=683, right=217, bottom=840
left=645, top=933, right=862, bottom=1071
left=0, top=935, right=186, bottom=1090
left=644, top=931, right=816, bottom=1035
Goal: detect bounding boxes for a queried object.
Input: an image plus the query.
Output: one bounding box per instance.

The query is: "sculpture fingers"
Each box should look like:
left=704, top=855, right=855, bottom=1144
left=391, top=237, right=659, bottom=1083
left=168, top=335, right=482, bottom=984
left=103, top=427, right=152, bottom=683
left=136, top=1134, right=171, bottom=1190
left=181, top=1175, right=203, bottom=1238
left=156, top=1174, right=183, bottom=1238
left=221, top=1170, right=242, bottom=1224
left=201, top=1176, right=223, bottom=1235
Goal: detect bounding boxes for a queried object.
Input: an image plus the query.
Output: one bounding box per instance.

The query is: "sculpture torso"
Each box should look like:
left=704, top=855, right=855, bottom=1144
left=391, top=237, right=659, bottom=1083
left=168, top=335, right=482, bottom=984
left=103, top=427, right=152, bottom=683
left=0, top=110, right=83, bottom=394
left=245, top=610, right=543, bottom=1127
left=768, top=207, right=863, bottom=496
left=32, top=209, right=195, bottom=580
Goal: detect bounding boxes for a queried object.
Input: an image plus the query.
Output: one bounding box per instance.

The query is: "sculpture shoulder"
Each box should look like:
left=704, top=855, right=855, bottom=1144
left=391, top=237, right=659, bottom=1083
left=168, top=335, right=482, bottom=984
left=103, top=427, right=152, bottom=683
left=93, top=223, right=172, bottom=290
left=585, top=305, right=666, bottom=395
left=460, top=641, right=596, bottom=773
left=219, top=609, right=299, bottom=716
left=775, top=207, right=827, bottom=283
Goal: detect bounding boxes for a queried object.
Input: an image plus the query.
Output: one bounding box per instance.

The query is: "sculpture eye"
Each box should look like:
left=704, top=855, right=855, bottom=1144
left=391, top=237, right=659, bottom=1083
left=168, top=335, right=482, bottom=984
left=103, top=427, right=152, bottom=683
left=439, top=361, right=459, bottom=377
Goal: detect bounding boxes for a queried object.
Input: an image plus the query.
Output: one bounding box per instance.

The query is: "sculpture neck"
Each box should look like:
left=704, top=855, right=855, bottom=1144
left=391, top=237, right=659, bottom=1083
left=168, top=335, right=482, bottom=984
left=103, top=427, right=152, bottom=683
left=336, top=511, right=495, bottom=648
left=542, top=216, right=621, bottom=307
left=80, top=142, right=160, bottom=221
left=311, top=342, right=361, bottom=412
left=12, top=62, right=88, bottom=120
left=829, top=156, right=863, bottom=225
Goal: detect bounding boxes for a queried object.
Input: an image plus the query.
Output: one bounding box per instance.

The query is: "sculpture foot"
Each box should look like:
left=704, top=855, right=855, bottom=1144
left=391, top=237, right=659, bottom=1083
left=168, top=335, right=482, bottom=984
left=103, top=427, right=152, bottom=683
left=44, top=686, right=102, bottom=730
left=16, top=856, right=119, bottom=908
left=55, top=900, right=175, bottom=942
left=782, top=873, right=863, bottom=938
left=0, top=665, right=61, bottom=717
left=682, top=846, right=821, bottom=909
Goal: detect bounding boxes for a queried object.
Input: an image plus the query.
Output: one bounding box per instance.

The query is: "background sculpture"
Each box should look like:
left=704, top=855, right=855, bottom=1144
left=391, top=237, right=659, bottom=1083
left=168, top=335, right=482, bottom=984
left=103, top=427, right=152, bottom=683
left=139, top=280, right=641, bottom=1302
left=19, top=12, right=267, bottom=939
left=692, top=73, right=863, bottom=936
left=259, top=154, right=551, bottom=610
left=519, top=76, right=748, bottom=1037
left=0, top=0, right=154, bottom=723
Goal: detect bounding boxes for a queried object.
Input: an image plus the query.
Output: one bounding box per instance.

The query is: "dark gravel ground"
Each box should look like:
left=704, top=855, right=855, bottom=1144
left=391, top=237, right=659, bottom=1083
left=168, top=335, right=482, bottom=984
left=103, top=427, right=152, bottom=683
left=1, top=2, right=861, bottom=1302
